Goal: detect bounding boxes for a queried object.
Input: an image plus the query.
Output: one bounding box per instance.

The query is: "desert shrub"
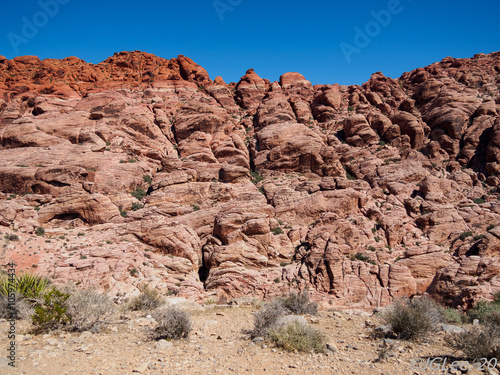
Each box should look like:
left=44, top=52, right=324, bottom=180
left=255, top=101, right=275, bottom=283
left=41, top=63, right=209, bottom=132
left=128, top=286, right=164, bottom=312
left=251, top=299, right=290, bottom=338
left=381, top=297, right=444, bottom=340
left=467, top=300, right=500, bottom=323
left=0, top=293, right=34, bottom=320
left=278, top=289, right=318, bottom=316
left=250, top=170, right=263, bottom=184
left=443, top=308, right=465, bottom=324
left=32, top=288, right=71, bottom=333
left=64, top=287, right=115, bottom=332
left=484, top=310, right=500, bottom=327
left=0, top=272, right=50, bottom=300
left=35, top=227, right=45, bottom=236
left=271, top=227, right=284, bottom=235
left=143, top=174, right=152, bottom=185
left=268, top=321, right=326, bottom=352
left=4, top=234, right=19, bottom=242
left=446, top=324, right=500, bottom=360
left=131, top=187, right=146, bottom=201
left=151, top=306, right=192, bottom=340
left=131, top=202, right=144, bottom=211
left=459, top=231, right=473, bottom=241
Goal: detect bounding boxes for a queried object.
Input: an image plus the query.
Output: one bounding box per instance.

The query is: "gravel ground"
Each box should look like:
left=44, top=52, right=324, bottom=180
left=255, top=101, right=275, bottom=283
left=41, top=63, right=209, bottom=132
left=0, top=305, right=496, bottom=375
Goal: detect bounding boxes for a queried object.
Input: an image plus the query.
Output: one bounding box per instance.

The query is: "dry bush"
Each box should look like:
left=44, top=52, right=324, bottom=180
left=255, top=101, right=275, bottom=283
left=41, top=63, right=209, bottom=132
left=151, top=306, right=192, bottom=340
left=484, top=310, right=500, bottom=327
left=382, top=297, right=444, bottom=340
left=278, top=289, right=318, bottom=316
left=446, top=323, right=500, bottom=360
left=64, top=287, right=115, bottom=332
left=0, top=293, right=34, bottom=320
left=251, top=299, right=290, bottom=338
left=128, top=286, right=164, bottom=312
left=268, top=321, right=326, bottom=353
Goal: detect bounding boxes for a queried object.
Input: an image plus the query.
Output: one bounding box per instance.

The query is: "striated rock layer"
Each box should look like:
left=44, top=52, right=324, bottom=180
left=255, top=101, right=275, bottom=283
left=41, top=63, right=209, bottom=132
left=1, top=50, right=500, bottom=310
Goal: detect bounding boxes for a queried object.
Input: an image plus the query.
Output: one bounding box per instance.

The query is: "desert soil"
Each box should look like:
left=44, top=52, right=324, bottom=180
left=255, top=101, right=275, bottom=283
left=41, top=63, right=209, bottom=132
left=0, top=305, right=495, bottom=375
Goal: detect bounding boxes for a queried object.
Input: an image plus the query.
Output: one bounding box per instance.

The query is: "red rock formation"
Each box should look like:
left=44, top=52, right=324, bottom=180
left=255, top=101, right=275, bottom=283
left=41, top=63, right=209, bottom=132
left=1, top=50, right=500, bottom=310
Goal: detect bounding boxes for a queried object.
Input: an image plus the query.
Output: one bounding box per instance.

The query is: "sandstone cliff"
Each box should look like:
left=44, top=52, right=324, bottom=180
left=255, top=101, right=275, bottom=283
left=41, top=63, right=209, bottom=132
left=1, top=50, right=499, bottom=310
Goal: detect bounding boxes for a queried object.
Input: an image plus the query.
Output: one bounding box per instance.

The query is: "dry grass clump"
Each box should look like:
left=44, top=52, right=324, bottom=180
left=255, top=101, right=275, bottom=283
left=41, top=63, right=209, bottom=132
left=268, top=320, right=326, bottom=353
left=151, top=305, right=192, bottom=340
left=251, top=299, right=290, bottom=338
left=277, top=289, right=318, bottom=315
left=446, top=323, right=500, bottom=360
left=0, top=293, right=34, bottom=320
left=128, top=286, right=165, bottom=312
left=64, top=287, right=115, bottom=332
left=381, top=297, right=444, bottom=340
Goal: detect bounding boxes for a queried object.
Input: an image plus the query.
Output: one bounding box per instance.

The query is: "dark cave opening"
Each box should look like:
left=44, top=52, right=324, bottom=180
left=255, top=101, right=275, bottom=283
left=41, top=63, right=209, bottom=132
left=198, top=265, right=209, bottom=283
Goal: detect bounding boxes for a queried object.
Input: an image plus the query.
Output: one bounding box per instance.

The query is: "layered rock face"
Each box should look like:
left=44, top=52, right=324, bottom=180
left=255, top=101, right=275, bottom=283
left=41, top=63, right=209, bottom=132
left=1, top=50, right=500, bottom=309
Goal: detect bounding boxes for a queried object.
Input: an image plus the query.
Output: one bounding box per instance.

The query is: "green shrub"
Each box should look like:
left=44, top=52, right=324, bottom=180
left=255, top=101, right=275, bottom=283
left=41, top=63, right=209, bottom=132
left=35, top=227, right=45, bottom=236
left=128, top=286, right=164, bottom=312
left=131, top=202, right=144, bottom=211
left=32, top=288, right=71, bottom=333
left=487, top=224, right=495, bottom=231
left=130, top=268, right=138, bottom=276
left=443, top=308, right=465, bottom=324
left=151, top=306, right=192, bottom=340
left=381, top=297, right=444, bottom=340
left=250, top=170, right=264, bottom=184
left=467, top=300, right=500, bottom=322
left=473, top=198, right=486, bottom=204
left=143, top=174, right=152, bottom=185
left=271, top=227, right=284, bottom=235
left=344, top=166, right=356, bottom=180
left=348, top=106, right=354, bottom=112
left=459, top=231, right=473, bottom=241
left=269, top=321, right=326, bottom=352
left=191, top=204, right=200, bottom=211
left=4, top=234, right=19, bottom=242
left=131, top=187, right=146, bottom=201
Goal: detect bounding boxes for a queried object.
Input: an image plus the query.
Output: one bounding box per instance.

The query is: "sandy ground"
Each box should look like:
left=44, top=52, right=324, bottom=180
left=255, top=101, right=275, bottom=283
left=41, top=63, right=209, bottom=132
left=1, top=304, right=496, bottom=375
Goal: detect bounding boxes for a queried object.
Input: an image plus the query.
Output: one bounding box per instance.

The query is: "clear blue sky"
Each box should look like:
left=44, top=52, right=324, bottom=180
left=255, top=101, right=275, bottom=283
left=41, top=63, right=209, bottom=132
left=0, top=0, right=499, bottom=85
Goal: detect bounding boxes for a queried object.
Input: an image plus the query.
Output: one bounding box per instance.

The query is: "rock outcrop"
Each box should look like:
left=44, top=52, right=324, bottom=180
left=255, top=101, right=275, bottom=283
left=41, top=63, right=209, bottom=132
left=1, top=50, right=500, bottom=310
